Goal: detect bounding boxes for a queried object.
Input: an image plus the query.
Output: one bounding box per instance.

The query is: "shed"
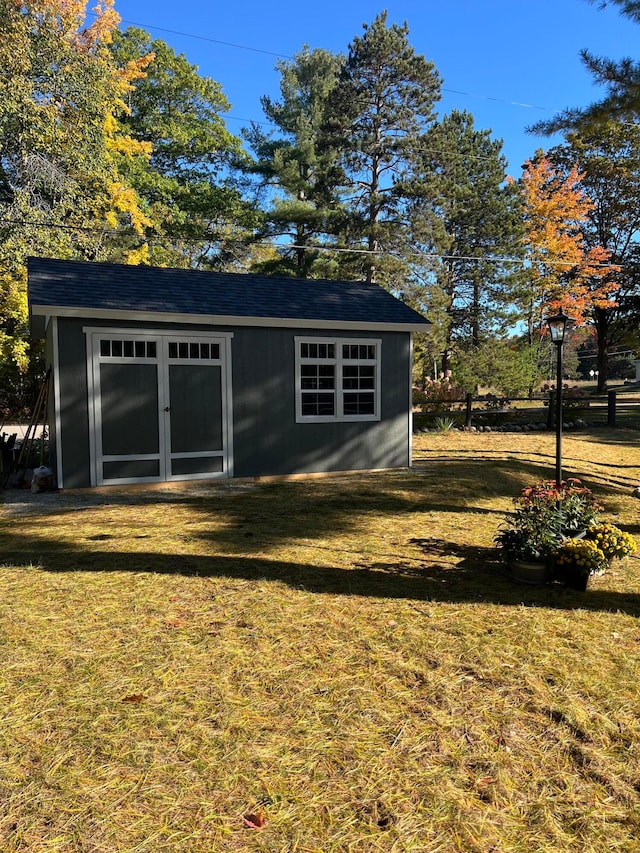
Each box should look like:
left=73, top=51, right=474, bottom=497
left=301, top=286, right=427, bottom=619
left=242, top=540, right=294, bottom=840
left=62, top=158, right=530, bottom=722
left=28, top=257, right=430, bottom=488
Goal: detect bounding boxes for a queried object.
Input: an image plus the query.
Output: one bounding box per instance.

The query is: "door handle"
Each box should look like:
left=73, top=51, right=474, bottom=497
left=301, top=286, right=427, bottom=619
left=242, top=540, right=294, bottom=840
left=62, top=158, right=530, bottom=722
left=164, top=407, right=171, bottom=412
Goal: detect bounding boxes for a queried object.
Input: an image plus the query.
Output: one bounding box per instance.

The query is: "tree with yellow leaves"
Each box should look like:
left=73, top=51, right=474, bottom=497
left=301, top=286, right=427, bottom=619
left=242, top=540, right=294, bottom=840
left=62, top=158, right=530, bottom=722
left=0, top=0, right=153, bottom=404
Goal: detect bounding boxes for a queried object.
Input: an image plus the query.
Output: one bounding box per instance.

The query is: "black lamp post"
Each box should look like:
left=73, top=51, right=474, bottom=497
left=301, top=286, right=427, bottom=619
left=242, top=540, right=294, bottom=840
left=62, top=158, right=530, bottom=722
left=546, top=308, right=572, bottom=487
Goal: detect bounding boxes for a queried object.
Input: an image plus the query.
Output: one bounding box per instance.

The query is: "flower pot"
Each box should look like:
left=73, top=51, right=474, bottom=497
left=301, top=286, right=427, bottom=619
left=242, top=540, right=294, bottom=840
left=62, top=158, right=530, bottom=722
left=554, top=560, right=589, bottom=591
left=509, top=558, right=551, bottom=585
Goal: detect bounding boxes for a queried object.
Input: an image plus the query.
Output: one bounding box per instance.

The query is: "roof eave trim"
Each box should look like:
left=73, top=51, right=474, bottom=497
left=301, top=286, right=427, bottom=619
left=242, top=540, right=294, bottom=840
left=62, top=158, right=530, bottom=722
left=29, top=304, right=431, bottom=333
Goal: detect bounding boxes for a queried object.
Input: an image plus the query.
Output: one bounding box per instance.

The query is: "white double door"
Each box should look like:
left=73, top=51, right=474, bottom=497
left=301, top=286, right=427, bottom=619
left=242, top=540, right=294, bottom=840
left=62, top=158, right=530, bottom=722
left=87, top=329, right=233, bottom=485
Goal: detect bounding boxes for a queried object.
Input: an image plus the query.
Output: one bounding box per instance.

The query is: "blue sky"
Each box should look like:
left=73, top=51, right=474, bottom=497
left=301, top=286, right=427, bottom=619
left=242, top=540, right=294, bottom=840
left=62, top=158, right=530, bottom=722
left=111, top=0, right=638, bottom=174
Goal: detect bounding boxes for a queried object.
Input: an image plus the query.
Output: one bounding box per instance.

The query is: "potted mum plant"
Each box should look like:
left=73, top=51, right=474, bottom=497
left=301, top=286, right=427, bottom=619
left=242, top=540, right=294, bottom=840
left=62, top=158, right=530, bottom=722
left=497, top=478, right=636, bottom=589
left=495, top=493, right=563, bottom=584
left=585, top=523, right=637, bottom=563
left=496, top=478, right=602, bottom=585
left=553, top=538, right=608, bottom=590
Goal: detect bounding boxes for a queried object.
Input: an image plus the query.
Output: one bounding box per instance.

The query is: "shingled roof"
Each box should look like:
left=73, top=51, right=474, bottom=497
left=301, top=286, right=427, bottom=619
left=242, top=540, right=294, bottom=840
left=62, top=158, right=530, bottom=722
left=28, top=258, right=430, bottom=334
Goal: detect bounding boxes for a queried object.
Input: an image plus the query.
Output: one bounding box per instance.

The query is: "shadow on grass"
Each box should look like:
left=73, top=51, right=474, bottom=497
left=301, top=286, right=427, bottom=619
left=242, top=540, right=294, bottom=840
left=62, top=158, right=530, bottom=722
left=578, top=427, right=640, bottom=446
left=3, top=540, right=640, bottom=617
left=413, top=454, right=640, bottom=513
left=3, top=450, right=639, bottom=615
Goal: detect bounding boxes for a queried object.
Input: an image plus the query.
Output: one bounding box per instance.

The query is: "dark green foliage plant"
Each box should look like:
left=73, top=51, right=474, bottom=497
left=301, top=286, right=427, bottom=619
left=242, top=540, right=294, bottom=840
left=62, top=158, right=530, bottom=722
left=243, top=46, right=344, bottom=277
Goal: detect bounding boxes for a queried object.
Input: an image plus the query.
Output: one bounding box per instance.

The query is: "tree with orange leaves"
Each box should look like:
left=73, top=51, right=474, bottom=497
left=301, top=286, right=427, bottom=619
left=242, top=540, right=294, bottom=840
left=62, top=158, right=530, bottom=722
left=520, top=154, right=619, bottom=335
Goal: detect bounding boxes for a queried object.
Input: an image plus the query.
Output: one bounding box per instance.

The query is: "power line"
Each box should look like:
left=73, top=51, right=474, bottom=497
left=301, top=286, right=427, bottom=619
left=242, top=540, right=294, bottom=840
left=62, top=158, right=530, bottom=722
left=70, top=8, right=636, bottom=143
left=81, top=12, right=638, bottom=159
left=115, top=16, right=559, bottom=117
left=0, top=217, right=620, bottom=269
left=118, top=18, right=291, bottom=60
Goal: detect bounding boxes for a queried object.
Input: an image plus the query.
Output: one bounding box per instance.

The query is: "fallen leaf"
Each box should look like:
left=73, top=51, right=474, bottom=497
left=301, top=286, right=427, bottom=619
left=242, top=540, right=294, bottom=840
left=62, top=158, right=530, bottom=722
left=243, top=811, right=266, bottom=829
left=122, top=694, right=147, bottom=704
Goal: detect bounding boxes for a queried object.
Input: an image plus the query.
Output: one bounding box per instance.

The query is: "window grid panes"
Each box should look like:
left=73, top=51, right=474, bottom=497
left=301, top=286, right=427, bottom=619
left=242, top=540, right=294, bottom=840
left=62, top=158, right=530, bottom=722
left=342, top=344, right=375, bottom=360
left=297, top=338, right=379, bottom=421
left=301, top=364, right=335, bottom=390
left=301, top=393, right=335, bottom=417
left=99, top=339, right=157, bottom=359
left=168, top=341, right=220, bottom=360
left=301, top=342, right=335, bottom=359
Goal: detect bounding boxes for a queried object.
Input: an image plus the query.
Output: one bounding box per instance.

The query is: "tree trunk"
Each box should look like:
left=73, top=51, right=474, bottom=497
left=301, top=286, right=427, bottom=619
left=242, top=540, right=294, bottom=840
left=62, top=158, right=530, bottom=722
left=594, top=306, right=609, bottom=393
left=441, top=348, right=451, bottom=376
left=367, top=233, right=377, bottom=283
left=472, top=276, right=480, bottom=349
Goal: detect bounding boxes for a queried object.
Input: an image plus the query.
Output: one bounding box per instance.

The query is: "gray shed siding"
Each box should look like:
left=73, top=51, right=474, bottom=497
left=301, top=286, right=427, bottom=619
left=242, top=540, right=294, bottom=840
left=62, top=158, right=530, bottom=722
left=231, top=326, right=410, bottom=477
left=44, top=324, right=58, bottom=479
left=52, top=318, right=412, bottom=487
left=55, top=318, right=92, bottom=488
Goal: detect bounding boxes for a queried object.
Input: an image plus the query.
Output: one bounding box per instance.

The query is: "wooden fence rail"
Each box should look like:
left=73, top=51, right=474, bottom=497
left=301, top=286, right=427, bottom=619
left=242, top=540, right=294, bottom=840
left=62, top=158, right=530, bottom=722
left=415, top=388, right=640, bottom=431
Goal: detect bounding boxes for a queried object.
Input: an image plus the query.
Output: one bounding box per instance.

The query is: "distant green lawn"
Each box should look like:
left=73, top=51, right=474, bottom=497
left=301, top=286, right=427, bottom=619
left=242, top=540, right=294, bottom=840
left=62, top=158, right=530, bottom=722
left=1, top=429, right=639, bottom=852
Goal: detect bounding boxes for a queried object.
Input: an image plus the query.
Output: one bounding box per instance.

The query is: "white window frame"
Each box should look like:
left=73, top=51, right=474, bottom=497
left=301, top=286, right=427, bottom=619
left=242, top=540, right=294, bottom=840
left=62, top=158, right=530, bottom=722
left=295, top=336, right=381, bottom=423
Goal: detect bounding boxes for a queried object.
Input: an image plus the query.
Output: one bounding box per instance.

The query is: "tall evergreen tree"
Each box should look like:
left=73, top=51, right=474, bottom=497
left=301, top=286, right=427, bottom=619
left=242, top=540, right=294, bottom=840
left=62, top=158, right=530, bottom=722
left=531, top=0, right=640, bottom=132
left=408, top=111, right=523, bottom=378
left=243, top=47, right=344, bottom=277
left=321, top=12, right=441, bottom=284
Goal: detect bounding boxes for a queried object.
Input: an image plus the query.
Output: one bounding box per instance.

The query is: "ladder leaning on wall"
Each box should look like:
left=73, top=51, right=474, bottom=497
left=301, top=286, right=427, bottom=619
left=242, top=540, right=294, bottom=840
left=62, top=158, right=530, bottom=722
left=1, top=368, right=51, bottom=489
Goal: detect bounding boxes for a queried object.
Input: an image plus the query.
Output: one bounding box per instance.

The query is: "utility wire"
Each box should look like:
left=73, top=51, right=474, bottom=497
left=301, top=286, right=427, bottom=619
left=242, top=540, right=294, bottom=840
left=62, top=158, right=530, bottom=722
left=118, top=18, right=290, bottom=59
left=0, top=217, right=620, bottom=269
left=75, top=13, right=638, bottom=159
left=115, top=17, right=557, bottom=116
left=87, top=11, right=640, bottom=136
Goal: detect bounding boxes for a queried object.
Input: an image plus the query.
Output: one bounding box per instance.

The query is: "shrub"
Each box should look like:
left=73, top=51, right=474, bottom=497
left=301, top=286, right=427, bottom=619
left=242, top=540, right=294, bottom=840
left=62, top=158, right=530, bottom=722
left=433, top=415, right=457, bottom=432
left=415, top=374, right=466, bottom=412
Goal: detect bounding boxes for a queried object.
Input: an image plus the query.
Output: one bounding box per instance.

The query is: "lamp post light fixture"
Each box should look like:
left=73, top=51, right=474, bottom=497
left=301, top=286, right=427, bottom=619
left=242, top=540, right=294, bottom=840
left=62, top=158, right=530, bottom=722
left=546, top=308, right=573, bottom=488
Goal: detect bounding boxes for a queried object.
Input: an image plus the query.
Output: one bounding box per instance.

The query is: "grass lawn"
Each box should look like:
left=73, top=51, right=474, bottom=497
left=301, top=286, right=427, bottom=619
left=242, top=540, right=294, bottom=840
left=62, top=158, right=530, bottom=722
left=1, top=429, right=640, bottom=852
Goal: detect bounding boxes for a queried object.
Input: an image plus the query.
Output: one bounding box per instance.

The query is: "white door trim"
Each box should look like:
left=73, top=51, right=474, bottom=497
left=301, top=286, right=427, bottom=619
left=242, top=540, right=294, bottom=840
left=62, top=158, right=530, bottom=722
left=85, top=328, right=234, bottom=485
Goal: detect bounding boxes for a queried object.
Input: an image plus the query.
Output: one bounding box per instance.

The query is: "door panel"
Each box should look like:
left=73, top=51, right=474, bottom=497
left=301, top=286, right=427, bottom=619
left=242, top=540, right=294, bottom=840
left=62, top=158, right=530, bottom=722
left=168, top=364, right=223, bottom=454
left=103, top=459, right=161, bottom=479
left=170, top=456, right=224, bottom=477
left=100, top=362, right=160, bottom=456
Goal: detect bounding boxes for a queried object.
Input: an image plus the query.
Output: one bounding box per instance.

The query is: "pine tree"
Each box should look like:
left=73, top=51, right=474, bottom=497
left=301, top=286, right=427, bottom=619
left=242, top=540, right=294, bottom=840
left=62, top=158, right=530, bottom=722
left=321, top=12, right=441, bottom=285
left=408, top=110, right=523, bottom=378
left=243, top=47, right=344, bottom=277
left=531, top=0, right=640, bottom=132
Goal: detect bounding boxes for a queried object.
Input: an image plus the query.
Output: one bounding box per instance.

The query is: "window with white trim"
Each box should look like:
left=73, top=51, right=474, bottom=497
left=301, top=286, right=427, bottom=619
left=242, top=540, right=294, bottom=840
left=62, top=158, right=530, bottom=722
left=295, top=337, right=381, bottom=422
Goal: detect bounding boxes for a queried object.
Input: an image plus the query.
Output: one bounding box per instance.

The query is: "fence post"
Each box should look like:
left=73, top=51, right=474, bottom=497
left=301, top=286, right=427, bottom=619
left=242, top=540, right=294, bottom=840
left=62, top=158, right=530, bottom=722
left=465, top=393, right=473, bottom=428
left=547, top=390, right=555, bottom=429
left=608, top=389, right=617, bottom=427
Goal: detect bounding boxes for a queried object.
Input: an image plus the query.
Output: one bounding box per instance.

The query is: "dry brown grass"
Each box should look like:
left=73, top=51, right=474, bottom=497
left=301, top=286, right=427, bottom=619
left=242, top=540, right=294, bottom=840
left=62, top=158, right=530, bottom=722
left=1, top=428, right=640, bottom=852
